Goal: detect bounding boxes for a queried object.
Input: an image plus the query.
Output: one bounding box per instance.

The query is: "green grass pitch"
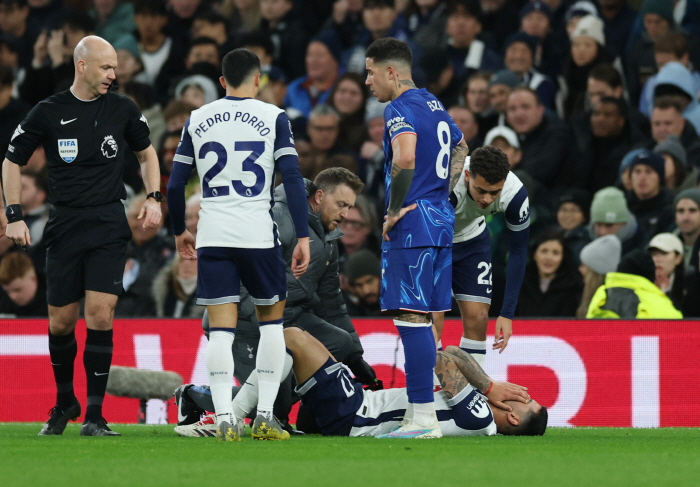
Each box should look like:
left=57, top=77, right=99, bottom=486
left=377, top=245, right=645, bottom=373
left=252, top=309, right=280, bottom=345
left=1, top=424, right=699, bottom=487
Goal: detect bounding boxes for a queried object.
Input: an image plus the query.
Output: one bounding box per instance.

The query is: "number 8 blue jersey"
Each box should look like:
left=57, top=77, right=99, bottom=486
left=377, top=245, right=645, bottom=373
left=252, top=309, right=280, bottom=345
left=382, top=88, right=463, bottom=249
left=174, top=96, right=297, bottom=249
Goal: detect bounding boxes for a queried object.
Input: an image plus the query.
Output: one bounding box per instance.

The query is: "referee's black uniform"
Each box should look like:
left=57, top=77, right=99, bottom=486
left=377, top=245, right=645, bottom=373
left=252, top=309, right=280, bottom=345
left=5, top=88, right=151, bottom=435
left=6, top=89, right=151, bottom=305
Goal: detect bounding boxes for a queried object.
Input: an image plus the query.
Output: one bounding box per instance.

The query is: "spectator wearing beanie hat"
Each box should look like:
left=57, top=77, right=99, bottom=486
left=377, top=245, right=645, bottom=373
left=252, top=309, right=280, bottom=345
left=576, top=234, right=621, bottom=318
left=344, top=249, right=382, bottom=317
left=488, top=70, right=522, bottom=123
left=518, top=0, right=565, bottom=83
left=625, top=0, right=676, bottom=106
left=561, top=15, right=612, bottom=121
left=557, top=189, right=591, bottom=265
left=587, top=248, right=683, bottom=318
left=284, top=30, right=343, bottom=121
left=654, top=135, right=698, bottom=195
left=589, top=186, right=646, bottom=257
left=626, top=150, right=676, bottom=244
left=503, top=32, right=555, bottom=109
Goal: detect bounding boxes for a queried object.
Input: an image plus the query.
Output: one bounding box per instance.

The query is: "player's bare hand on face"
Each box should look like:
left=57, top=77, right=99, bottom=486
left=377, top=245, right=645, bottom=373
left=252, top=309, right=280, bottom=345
left=493, top=316, right=512, bottom=353
left=5, top=221, right=31, bottom=248
left=292, top=237, right=310, bottom=278
left=175, top=230, right=197, bottom=260
left=487, top=381, right=530, bottom=412
left=138, top=198, right=162, bottom=230
left=382, top=203, right=417, bottom=241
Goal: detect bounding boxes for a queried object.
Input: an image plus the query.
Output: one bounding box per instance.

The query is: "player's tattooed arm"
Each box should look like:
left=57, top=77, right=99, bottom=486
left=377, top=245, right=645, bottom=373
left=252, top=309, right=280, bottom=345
left=388, top=162, right=415, bottom=216
left=442, top=345, right=492, bottom=393
left=435, top=352, right=470, bottom=399
left=449, top=139, right=469, bottom=193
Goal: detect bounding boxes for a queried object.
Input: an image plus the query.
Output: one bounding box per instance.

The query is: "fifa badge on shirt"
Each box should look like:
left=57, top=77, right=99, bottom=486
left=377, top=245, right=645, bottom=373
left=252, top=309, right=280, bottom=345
left=101, top=135, right=118, bottom=158
left=58, top=139, right=78, bottom=163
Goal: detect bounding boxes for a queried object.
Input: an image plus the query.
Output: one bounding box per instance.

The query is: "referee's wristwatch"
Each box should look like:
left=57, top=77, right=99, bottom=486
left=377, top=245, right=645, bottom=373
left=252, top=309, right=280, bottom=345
left=146, top=191, right=163, bottom=203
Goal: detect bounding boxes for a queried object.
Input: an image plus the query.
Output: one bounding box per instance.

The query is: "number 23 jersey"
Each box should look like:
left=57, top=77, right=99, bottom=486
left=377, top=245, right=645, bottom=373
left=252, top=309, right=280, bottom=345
left=382, top=88, right=463, bottom=249
left=175, top=96, right=297, bottom=249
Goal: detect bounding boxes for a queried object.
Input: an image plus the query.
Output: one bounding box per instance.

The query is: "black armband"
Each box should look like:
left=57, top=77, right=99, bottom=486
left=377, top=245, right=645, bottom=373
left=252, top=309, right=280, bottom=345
left=5, top=205, right=23, bottom=223
left=388, top=167, right=414, bottom=214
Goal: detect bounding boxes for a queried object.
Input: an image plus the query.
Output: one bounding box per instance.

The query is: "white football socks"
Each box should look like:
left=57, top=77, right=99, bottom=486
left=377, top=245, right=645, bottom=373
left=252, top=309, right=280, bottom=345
left=206, top=330, right=236, bottom=426
left=460, top=337, right=487, bottom=369
left=412, top=401, right=437, bottom=428
left=256, top=322, right=285, bottom=421
left=232, top=351, right=293, bottom=420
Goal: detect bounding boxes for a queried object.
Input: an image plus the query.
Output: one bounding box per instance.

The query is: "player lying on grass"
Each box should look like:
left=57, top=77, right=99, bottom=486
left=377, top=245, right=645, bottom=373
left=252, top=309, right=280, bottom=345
left=176, top=327, right=547, bottom=438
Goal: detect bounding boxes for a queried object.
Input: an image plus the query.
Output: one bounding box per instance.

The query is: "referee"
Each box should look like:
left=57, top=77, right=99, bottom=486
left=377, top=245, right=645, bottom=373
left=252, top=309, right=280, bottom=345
left=1, top=36, right=162, bottom=436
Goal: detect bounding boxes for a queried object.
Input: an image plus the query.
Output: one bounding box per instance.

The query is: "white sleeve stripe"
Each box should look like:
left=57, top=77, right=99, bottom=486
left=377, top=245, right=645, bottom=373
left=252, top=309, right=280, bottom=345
left=506, top=220, right=530, bottom=232
left=173, top=154, right=193, bottom=164
left=274, top=147, right=298, bottom=160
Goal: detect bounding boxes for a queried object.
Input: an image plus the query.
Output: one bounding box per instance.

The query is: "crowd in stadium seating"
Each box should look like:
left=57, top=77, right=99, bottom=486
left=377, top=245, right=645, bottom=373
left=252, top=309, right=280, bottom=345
left=0, top=0, right=699, bottom=318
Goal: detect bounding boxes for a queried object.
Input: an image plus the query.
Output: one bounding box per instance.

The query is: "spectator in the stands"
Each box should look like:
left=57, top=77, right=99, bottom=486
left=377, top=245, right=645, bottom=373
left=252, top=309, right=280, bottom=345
left=19, top=170, right=50, bottom=247
left=0, top=0, right=40, bottom=69
left=639, top=33, right=700, bottom=120
left=133, top=0, right=186, bottom=103
left=647, top=232, right=686, bottom=311
left=517, top=227, right=583, bottom=317
left=20, top=9, right=95, bottom=105
left=115, top=193, right=174, bottom=317
left=440, top=0, right=501, bottom=86
left=260, top=0, right=309, bottom=80
left=284, top=30, right=341, bottom=121
left=503, top=31, right=555, bottom=109
left=113, top=34, right=143, bottom=86
left=599, top=0, right=637, bottom=59
left=0, top=64, right=29, bottom=157
left=403, top=0, right=448, bottom=52
left=174, top=74, right=219, bottom=108
left=626, top=149, right=675, bottom=244
left=448, top=105, right=481, bottom=149
left=556, top=188, right=591, bottom=266
left=465, top=71, right=498, bottom=136
left=674, top=189, right=700, bottom=272
left=576, top=234, right=621, bottom=318
left=625, top=0, right=674, bottom=106
left=338, top=193, right=380, bottom=264
left=328, top=72, right=369, bottom=153
left=323, top=0, right=367, bottom=51
left=220, top=0, right=261, bottom=34
left=0, top=251, right=47, bottom=317
left=90, top=0, right=136, bottom=45
left=484, top=125, right=520, bottom=169
left=420, top=47, right=462, bottom=108
left=344, top=249, right=382, bottom=317
left=162, top=98, right=196, bottom=135
left=519, top=0, right=564, bottom=81
left=564, top=1, right=599, bottom=39
left=561, top=15, right=611, bottom=121
left=184, top=37, right=221, bottom=71
left=123, top=81, right=166, bottom=150
left=589, top=186, right=646, bottom=256
left=191, top=10, right=232, bottom=51
left=479, top=0, right=520, bottom=50
left=166, top=0, right=208, bottom=44
left=342, top=0, right=412, bottom=74
left=586, top=248, right=683, bottom=318
left=506, top=87, right=570, bottom=190
left=152, top=254, right=202, bottom=318
left=574, top=96, right=642, bottom=194
left=654, top=136, right=696, bottom=196
left=649, top=61, right=700, bottom=136
left=650, top=97, right=700, bottom=171
left=487, top=69, right=521, bottom=126
left=306, top=104, right=355, bottom=168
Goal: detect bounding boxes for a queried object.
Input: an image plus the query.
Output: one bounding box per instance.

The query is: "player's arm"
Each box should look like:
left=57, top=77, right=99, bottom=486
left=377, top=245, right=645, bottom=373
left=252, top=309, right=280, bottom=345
left=449, top=138, right=469, bottom=193
left=134, top=145, right=162, bottom=229
left=167, top=119, right=196, bottom=260
left=384, top=132, right=417, bottom=240
left=275, top=112, right=310, bottom=277
left=441, top=346, right=529, bottom=411
left=2, top=110, right=44, bottom=247
left=495, top=186, right=530, bottom=352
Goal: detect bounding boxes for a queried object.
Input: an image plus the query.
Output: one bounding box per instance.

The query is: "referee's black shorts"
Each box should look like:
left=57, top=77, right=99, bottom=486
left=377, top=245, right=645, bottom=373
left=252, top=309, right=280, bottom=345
left=43, top=201, right=132, bottom=307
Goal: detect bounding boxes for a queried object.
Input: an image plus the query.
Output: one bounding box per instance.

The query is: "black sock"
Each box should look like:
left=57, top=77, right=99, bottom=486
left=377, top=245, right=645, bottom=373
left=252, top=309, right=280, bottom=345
left=48, top=329, right=77, bottom=409
left=83, top=329, right=113, bottom=421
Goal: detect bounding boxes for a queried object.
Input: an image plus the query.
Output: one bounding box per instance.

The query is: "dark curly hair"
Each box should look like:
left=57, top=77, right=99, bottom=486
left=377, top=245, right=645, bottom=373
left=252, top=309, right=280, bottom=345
left=469, top=146, right=510, bottom=185
left=366, top=38, right=412, bottom=67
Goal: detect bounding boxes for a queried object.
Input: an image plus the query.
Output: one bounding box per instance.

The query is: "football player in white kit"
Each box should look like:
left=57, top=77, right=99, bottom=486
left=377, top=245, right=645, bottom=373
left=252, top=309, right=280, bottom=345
left=433, top=143, right=530, bottom=368
left=168, top=49, right=311, bottom=442
left=227, top=326, right=546, bottom=438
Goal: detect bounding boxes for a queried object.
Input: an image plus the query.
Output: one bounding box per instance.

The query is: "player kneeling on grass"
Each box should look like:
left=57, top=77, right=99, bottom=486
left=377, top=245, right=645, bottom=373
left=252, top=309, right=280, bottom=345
left=210, top=327, right=547, bottom=438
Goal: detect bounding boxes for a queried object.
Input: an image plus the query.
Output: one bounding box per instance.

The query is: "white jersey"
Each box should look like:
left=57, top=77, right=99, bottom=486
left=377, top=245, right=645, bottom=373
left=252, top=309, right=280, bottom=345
left=349, top=383, right=497, bottom=437
left=452, top=157, right=530, bottom=243
left=174, top=96, right=297, bottom=249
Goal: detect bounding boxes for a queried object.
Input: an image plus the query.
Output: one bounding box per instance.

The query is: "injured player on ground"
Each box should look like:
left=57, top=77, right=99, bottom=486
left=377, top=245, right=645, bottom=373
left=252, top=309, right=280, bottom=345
left=175, top=327, right=547, bottom=438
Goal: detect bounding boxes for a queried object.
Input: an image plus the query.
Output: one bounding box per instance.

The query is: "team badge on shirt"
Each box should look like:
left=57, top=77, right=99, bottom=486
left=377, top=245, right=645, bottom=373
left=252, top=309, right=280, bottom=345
left=101, top=135, right=118, bottom=158
left=58, top=139, right=78, bottom=163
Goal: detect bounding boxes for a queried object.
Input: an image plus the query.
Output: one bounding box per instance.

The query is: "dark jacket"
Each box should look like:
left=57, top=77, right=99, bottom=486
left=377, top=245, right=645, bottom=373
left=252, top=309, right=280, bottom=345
left=518, top=116, right=573, bottom=189
left=151, top=264, right=203, bottom=319
left=563, top=224, right=591, bottom=267
left=516, top=262, right=583, bottom=318
left=626, top=188, right=676, bottom=244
